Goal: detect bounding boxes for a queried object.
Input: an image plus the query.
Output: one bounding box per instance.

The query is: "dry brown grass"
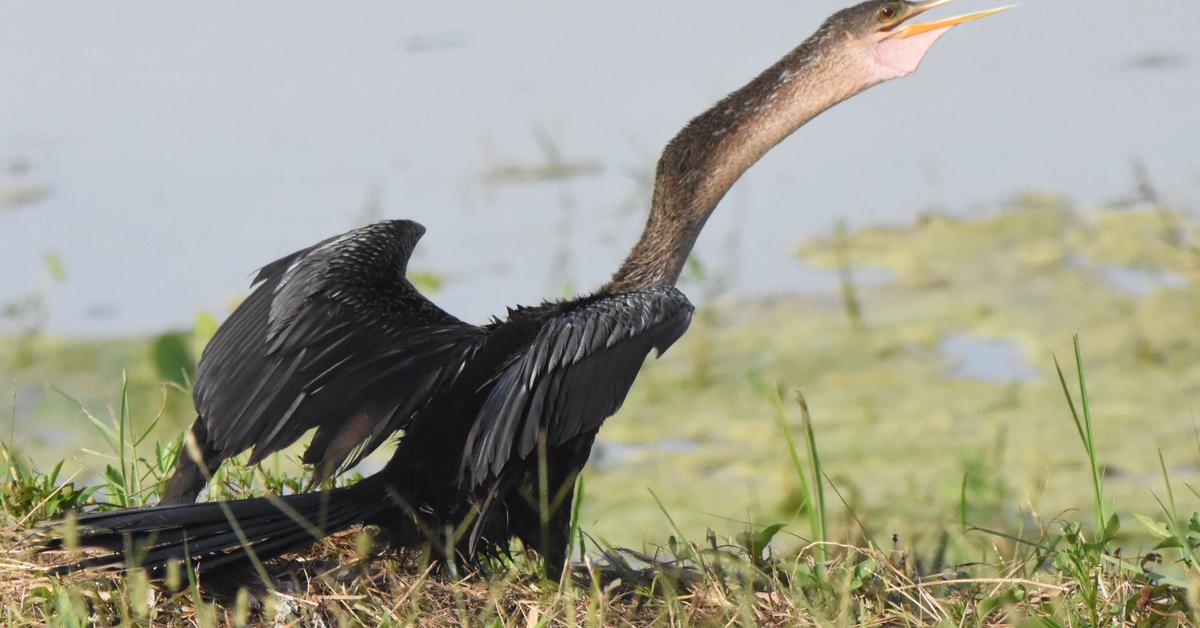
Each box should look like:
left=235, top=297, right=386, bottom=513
left=3, top=525, right=1193, bottom=626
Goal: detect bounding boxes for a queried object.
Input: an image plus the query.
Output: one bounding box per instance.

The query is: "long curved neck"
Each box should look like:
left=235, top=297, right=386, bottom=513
left=604, top=31, right=871, bottom=293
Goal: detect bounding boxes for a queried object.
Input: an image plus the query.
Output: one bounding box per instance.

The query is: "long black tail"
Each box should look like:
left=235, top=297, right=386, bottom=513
left=44, top=480, right=383, bottom=577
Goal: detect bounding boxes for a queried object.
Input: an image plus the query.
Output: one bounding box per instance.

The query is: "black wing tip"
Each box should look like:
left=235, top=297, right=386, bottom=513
left=370, top=219, right=427, bottom=240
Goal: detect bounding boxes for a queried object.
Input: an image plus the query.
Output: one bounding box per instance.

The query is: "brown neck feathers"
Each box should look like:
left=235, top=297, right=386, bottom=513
left=603, top=27, right=870, bottom=293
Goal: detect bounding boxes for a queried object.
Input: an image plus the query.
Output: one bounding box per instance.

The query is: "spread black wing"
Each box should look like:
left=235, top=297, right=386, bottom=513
left=193, top=220, right=485, bottom=477
left=461, top=286, right=693, bottom=486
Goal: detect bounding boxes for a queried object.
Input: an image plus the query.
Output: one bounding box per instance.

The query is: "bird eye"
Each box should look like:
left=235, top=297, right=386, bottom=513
left=878, top=5, right=899, bottom=21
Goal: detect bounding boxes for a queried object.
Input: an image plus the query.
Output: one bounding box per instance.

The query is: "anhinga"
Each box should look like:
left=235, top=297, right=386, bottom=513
left=46, top=0, right=1010, bottom=577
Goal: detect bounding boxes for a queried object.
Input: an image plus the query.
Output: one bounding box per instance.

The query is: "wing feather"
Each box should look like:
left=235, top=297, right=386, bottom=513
left=462, top=286, right=692, bottom=486
left=193, top=220, right=484, bottom=476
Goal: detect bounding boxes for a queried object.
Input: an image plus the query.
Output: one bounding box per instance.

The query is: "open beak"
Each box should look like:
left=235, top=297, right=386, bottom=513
left=893, top=0, right=1016, bottom=38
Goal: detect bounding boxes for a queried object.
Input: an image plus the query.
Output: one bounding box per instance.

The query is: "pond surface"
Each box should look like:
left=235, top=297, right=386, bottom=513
left=1, top=1, right=1198, bottom=335
left=940, top=333, right=1040, bottom=383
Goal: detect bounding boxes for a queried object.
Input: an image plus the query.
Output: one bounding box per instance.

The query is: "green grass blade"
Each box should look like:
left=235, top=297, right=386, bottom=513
left=767, top=384, right=814, bottom=536
left=1054, top=336, right=1105, bottom=536
left=796, top=390, right=827, bottom=563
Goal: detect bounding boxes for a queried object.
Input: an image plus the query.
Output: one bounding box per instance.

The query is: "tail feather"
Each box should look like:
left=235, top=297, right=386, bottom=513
left=45, top=483, right=381, bottom=576
left=66, top=517, right=290, bottom=573
left=186, top=520, right=356, bottom=574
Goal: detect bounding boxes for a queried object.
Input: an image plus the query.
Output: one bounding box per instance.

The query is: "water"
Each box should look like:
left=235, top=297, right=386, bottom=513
left=940, top=333, right=1040, bottom=383
left=592, top=438, right=699, bottom=470
left=1096, top=265, right=1190, bottom=296
left=1, top=1, right=1197, bottom=336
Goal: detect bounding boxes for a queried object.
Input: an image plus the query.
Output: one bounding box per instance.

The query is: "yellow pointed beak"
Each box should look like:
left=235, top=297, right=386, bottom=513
left=896, top=3, right=1016, bottom=38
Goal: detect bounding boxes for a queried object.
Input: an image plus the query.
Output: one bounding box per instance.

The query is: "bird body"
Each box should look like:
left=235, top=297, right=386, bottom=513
left=47, top=0, right=1011, bottom=578
left=57, top=222, right=693, bottom=574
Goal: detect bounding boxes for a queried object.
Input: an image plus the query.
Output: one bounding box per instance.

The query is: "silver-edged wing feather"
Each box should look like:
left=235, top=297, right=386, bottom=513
left=461, top=286, right=693, bottom=486
left=193, top=220, right=484, bottom=477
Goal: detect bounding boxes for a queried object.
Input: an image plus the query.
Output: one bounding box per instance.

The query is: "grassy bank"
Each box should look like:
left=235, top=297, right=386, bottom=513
left=2, top=340, right=1199, bottom=624
left=2, top=199, right=1199, bottom=624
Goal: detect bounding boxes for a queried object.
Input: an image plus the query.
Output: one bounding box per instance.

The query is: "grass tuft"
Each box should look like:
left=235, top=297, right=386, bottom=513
left=2, top=336, right=1199, bottom=624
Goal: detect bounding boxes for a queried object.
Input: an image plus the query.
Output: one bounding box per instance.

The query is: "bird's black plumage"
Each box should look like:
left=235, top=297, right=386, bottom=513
left=60, top=219, right=692, bottom=576
left=163, top=221, right=486, bottom=503
left=463, top=288, right=691, bottom=486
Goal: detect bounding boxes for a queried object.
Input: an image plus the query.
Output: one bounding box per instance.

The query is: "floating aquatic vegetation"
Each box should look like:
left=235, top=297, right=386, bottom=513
left=582, top=200, right=1199, bottom=546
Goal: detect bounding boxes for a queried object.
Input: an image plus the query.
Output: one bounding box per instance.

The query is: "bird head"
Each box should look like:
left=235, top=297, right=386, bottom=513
left=827, top=0, right=1014, bottom=81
